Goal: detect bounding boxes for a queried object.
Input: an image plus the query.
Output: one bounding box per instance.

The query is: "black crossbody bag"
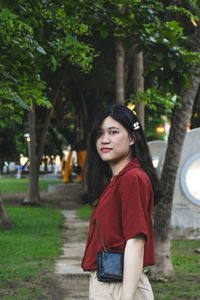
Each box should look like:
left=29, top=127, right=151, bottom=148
left=95, top=219, right=124, bottom=282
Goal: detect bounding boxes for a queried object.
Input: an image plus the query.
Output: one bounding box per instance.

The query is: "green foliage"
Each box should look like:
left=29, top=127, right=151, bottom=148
left=128, top=88, right=176, bottom=113
left=127, top=88, right=175, bottom=140
left=82, top=0, right=200, bottom=91
left=55, top=0, right=200, bottom=146
left=0, top=206, right=64, bottom=294
left=0, top=1, right=95, bottom=118
left=21, top=1, right=200, bottom=93
left=1, top=0, right=200, bottom=149
left=118, top=1, right=200, bottom=91
left=0, top=8, right=46, bottom=107
left=167, top=2, right=199, bottom=20
left=145, top=114, right=167, bottom=141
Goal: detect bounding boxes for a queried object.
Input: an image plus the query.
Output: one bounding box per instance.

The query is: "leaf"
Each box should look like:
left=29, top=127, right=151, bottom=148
left=37, top=46, right=47, bottom=55
left=100, top=28, right=109, bottom=38
left=13, top=94, right=29, bottom=110
left=50, top=55, right=57, bottom=71
left=169, top=59, right=177, bottom=70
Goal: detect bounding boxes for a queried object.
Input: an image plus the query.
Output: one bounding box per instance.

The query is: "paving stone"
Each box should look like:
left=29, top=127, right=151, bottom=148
left=54, top=208, right=90, bottom=299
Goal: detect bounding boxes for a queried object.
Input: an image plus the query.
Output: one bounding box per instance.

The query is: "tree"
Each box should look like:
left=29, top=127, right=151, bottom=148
left=33, top=0, right=200, bottom=153
left=0, top=192, right=12, bottom=230
left=191, top=83, right=200, bottom=129
left=133, top=48, right=145, bottom=128
left=0, top=1, right=95, bottom=216
left=115, top=39, right=125, bottom=104
left=152, top=21, right=200, bottom=277
left=24, top=98, right=40, bottom=204
left=1, top=0, right=199, bottom=232
left=46, top=0, right=199, bottom=148
left=81, top=1, right=200, bottom=277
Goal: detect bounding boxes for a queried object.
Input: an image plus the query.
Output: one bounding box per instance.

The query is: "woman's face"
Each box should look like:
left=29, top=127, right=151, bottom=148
left=96, top=116, right=134, bottom=165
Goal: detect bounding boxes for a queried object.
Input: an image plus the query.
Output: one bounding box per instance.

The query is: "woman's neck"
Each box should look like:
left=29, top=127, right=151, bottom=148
left=109, top=156, right=132, bottom=178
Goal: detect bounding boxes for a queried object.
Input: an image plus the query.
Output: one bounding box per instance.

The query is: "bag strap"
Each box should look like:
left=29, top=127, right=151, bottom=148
left=95, top=219, right=107, bottom=252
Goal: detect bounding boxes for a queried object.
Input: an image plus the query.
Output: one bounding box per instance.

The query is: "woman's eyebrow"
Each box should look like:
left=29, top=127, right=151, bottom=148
left=108, top=126, right=119, bottom=129
left=98, top=126, right=119, bottom=130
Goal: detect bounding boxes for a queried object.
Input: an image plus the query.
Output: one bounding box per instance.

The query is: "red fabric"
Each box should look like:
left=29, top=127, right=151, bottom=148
left=82, top=158, right=155, bottom=271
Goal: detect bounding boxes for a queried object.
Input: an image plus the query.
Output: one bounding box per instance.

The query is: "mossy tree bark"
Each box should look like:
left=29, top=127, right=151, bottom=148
left=24, top=97, right=40, bottom=204
left=115, top=39, right=125, bottom=104
left=152, top=24, right=200, bottom=277
left=133, top=47, right=145, bottom=129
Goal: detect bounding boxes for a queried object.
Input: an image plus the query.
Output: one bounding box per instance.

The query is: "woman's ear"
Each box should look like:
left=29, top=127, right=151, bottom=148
left=129, top=133, right=135, bottom=146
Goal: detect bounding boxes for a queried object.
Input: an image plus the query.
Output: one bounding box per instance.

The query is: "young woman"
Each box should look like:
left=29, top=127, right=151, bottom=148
left=82, top=105, right=161, bottom=300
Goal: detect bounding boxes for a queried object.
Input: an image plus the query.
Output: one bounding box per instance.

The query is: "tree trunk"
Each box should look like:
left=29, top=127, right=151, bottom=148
left=0, top=158, right=3, bottom=175
left=191, top=82, right=200, bottom=129
left=152, top=24, right=200, bottom=276
left=24, top=97, right=40, bottom=204
left=80, top=90, right=89, bottom=146
left=49, top=127, right=63, bottom=158
left=133, top=47, right=145, bottom=128
left=135, top=101, right=145, bottom=128
left=0, top=192, right=12, bottom=230
left=115, top=39, right=125, bottom=104
left=37, top=76, right=64, bottom=168
left=74, top=80, right=89, bottom=147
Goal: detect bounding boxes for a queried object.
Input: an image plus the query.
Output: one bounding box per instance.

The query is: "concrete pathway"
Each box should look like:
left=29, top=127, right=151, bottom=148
left=54, top=209, right=90, bottom=299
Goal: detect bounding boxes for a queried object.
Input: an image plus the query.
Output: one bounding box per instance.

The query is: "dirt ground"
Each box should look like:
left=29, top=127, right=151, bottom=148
left=3, top=186, right=90, bottom=300
left=0, top=270, right=89, bottom=300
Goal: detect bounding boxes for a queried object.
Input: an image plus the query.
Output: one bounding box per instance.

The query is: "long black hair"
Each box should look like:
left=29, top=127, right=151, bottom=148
left=86, top=105, right=161, bottom=206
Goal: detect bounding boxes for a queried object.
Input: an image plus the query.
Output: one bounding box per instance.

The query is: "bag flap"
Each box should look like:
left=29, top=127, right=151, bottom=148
left=103, top=252, right=124, bottom=276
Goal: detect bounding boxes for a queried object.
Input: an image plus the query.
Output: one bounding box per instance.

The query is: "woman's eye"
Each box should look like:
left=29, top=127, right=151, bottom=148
left=110, top=130, right=117, bottom=135
left=97, top=130, right=103, bottom=137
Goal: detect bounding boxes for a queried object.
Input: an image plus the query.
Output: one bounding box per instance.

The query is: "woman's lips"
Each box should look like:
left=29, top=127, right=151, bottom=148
left=101, top=147, right=112, bottom=153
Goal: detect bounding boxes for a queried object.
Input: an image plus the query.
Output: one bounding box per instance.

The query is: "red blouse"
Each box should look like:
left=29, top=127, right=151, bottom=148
left=82, top=158, right=155, bottom=271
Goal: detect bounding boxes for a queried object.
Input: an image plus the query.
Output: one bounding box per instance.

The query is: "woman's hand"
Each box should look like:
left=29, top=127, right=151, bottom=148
left=121, top=235, right=145, bottom=300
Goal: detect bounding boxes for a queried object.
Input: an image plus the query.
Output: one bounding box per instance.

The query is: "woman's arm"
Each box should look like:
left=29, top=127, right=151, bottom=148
left=121, top=235, right=145, bottom=300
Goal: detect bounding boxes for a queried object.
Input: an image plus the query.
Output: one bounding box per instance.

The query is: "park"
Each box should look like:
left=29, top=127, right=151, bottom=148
left=0, top=1, right=200, bottom=299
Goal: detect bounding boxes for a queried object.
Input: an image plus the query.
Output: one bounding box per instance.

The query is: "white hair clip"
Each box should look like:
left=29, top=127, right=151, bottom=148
left=133, top=121, right=140, bottom=130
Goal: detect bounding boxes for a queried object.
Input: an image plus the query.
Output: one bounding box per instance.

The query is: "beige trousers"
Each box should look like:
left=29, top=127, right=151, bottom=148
left=89, top=271, right=154, bottom=300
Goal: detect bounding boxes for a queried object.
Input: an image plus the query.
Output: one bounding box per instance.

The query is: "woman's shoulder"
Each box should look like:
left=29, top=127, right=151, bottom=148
left=119, top=163, right=152, bottom=189
left=123, top=162, right=148, bottom=179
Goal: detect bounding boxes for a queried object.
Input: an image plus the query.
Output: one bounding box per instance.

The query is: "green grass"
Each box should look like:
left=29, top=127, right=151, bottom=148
left=0, top=178, right=62, bottom=194
left=78, top=205, right=200, bottom=299
left=1, top=287, right=44, bottom=300
left=3, top=203, right=199, bottom=299
left=171, top=239, right=200, bottom=273
left=0, top=206, right=64, bottom=299
left=152, top=239, right=200, bottom=299
left=152, top=275, right=200, bottom=300
left=77, top=204, right=93, bottom=220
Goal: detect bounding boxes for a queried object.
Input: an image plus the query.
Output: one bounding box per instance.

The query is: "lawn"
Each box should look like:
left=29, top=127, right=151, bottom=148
left=0, top=178, right=62, bottom=194
left=0, top=206, right=64, bottom=299
left=1, top=202, right=199, bottom=299
left=78, top=203, right=93, bottom=220
left=152, top=239, right=200, bottom=299
left=78, top=204, right=200, bottom=300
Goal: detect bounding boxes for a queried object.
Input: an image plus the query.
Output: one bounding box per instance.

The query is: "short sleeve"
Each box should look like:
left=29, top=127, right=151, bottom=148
left=119, top=169, right=153, bottom=243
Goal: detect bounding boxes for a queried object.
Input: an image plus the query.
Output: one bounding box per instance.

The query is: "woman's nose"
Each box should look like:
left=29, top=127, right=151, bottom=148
left=101, top=133, right=110, bottom=143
